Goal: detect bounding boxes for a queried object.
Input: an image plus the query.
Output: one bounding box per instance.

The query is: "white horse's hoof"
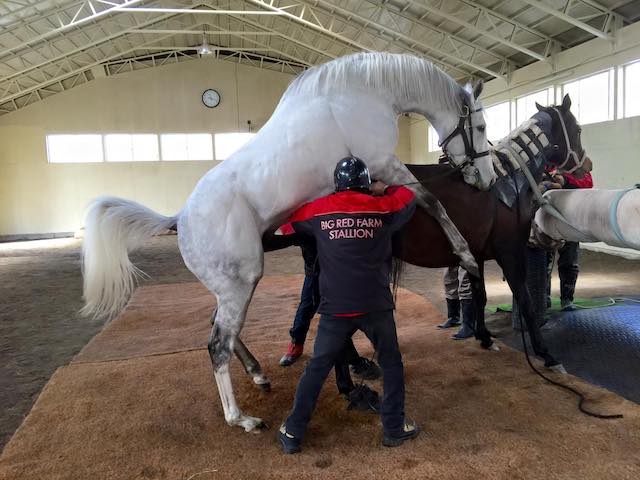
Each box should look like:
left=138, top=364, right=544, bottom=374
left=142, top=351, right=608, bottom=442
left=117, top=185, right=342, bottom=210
left=226, top=412, right=268, bottom=433
left=548, top=363, right=567, bottom=374
left=253, top=374, right=271, bottom=392
left=489, top=343, right=500, bottom=352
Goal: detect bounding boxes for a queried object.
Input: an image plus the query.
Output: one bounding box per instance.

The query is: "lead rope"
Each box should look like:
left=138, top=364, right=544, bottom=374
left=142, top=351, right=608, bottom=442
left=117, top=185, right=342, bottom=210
left=510, top=167, right=623, bottom=420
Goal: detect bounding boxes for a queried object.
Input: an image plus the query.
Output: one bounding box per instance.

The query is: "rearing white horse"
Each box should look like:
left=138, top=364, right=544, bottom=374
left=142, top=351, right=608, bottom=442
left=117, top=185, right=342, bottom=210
left=81, top=52, right=496, bottom=432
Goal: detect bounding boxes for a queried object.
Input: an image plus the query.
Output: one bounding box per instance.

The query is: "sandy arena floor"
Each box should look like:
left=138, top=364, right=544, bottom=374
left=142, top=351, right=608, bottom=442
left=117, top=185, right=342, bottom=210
left=1, top=276, right=639, bottom=480
left=1, top=235, right=639, bottom=458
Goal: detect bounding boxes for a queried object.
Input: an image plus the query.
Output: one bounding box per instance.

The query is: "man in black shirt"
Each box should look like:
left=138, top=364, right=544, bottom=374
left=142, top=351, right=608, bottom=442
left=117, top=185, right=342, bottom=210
left=277, top=156, right=419, bottom=453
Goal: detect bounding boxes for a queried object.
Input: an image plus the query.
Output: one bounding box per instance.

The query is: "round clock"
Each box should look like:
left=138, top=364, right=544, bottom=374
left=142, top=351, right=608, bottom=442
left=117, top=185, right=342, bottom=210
left=202, top=89, right=220, bottom=108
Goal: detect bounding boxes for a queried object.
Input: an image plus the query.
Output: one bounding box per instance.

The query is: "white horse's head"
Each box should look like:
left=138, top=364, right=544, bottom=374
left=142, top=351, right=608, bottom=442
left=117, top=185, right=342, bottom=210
left=434, top=81, right=496, bottom=191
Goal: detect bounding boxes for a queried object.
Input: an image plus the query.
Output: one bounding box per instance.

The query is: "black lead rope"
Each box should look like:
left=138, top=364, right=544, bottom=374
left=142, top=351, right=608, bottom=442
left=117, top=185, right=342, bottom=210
left=510, top=168, right=623, bottom=420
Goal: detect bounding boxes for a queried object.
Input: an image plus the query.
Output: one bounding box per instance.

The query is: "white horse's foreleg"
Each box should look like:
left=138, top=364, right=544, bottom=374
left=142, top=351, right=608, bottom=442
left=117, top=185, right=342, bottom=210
left=375, top=155, right=479, bottom=276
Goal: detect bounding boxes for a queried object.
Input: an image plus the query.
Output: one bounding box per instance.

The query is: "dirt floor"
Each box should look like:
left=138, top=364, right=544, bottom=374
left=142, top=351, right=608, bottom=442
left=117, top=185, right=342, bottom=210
left=1, top=235, right=639, bottom=455
left=1, top=277, right=639, bottom=480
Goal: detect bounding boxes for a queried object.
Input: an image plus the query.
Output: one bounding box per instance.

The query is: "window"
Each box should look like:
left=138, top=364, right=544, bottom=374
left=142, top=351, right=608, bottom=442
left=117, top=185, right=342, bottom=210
left=516, top=88, right=554, bottom=125
left=427, top=125, right=440, bottom=152
left=623, top=60, right=640, bottom=118
left=46, top=134, right=103, bottom=163
left=562, top=70, right=613, bottom=125
left=160, top=133, right=213, bottom=161
left=485, top=102, right=511, bottom=141
left=214, top=133, right=256, bottom=160
left=104, top=134, right=159, bottom=162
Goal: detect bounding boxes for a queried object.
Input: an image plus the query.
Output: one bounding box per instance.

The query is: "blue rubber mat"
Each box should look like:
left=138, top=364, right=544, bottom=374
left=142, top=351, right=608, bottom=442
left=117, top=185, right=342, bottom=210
left=498, top=300, right=640, bottom=404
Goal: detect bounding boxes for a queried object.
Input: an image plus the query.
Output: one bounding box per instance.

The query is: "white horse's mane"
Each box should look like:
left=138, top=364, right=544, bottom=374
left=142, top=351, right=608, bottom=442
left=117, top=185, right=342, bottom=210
left=283, top=52, right=467, bottom=112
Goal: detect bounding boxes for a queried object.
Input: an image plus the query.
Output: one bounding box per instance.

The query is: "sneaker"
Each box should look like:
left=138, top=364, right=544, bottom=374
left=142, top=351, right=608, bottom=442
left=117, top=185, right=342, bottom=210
left=382, top=419, right=420, bottom=447
left=560, top=299, right=576, bottom=311
left=277, top=423, right=301, bottom=454
left=350, top=358, right=381, bottom=380
left=279, top=342, right=304, bottom=367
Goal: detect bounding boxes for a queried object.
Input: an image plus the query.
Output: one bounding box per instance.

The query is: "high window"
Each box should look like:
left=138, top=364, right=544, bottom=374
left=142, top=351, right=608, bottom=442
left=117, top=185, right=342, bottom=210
left=515, top=88, right=554, bottom=126
left=427, top=125, right=440, bottom=152
left=160, top=133, right=213, bottom=161
left=485, top=101, right=511, bottom=141
left=46, top=134, right=103, bottom=163
left=104, top=134, right=159, bottom=162
left=623, top=60, right=640, bottom=119
left=562, top=69, right=613, bottom=125
left=214, top=133, right=256, bottom=160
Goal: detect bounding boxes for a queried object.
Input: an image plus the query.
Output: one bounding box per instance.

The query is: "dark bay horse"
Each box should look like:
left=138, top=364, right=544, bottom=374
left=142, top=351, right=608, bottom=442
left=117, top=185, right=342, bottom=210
left=398, top=95, right=590, bottom=369
left=261, top=95, right=589, bottom=373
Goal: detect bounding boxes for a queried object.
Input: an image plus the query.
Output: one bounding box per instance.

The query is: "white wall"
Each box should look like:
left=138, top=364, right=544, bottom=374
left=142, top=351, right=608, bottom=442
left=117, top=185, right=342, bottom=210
left=0, top=56, right=414, bottom=236
left=0, top=58, right=295, bottom=235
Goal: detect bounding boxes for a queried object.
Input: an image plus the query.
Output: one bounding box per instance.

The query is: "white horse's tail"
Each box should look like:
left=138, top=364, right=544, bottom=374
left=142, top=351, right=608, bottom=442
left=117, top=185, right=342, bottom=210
left=81, top=196, right=178, bottom=319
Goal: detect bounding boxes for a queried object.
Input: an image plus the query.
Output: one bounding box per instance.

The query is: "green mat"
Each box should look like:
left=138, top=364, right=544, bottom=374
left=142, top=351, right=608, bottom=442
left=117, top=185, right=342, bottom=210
left=485, top=297, right=617, bottom=314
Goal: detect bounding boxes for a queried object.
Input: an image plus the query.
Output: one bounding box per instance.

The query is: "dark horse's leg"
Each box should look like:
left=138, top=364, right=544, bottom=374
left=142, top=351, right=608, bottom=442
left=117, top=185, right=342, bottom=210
left=495, top=250, right=563, bottom=370
left=467, top=262, right=495, bottom=350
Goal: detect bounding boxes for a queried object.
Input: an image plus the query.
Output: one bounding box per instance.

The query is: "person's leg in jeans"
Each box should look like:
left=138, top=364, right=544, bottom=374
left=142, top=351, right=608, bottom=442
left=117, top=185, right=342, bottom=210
left=356, top=311, right=405, bottom=435
left=281, top=274, right=320, bottom=366
left=558, top=241, right=580, bottom=310
left=284, top=315, right=355, bottom=439
left=289, top=274, right=320, bottom=344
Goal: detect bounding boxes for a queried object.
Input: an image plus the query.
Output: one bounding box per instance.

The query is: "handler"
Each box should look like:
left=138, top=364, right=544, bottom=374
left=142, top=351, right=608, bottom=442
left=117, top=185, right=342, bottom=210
left=277, top=156, right=419, bottom=454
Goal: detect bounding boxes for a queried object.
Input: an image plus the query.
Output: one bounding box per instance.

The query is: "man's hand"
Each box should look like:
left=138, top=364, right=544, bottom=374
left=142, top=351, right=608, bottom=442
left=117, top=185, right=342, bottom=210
left=371, top=180, right=388, bottom=196
left=552, top=174, right=566, bottom=187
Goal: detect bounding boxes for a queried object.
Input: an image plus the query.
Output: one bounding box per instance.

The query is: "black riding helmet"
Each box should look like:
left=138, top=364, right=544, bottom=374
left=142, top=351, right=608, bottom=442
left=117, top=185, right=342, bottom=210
left=334, top=156, right=371, bottom=192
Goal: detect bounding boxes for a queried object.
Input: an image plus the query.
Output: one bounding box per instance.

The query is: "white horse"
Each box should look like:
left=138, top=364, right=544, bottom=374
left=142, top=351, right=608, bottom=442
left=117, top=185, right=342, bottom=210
left=535, top=186, right=640, bottom=250
left=81, top=52, right=496, bottom=432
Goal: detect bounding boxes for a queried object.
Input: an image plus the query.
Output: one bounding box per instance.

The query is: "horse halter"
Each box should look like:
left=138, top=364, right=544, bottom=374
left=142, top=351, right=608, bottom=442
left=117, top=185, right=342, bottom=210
left=550, top=106, right=586, bottom=174
left=438, top=105, right=490, bottom=170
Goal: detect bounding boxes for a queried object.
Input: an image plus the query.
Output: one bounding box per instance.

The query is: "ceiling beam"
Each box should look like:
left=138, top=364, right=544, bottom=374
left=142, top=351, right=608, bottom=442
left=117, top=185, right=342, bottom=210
left=519, top=0, right=612, bottom=40
left=0, top=0, right=145, bottom=60
left=243, top=0, right=487, bottom=78
left=401, top=0, right=547, bottom=61
left=361, top=0, right=513, bottom=74
left=304, top=0, right=506, bottom=78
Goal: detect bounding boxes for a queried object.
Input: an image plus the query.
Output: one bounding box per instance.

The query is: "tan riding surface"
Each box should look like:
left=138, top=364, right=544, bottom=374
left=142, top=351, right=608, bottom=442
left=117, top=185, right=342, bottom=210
left=1, top=275, right=638, bottom=480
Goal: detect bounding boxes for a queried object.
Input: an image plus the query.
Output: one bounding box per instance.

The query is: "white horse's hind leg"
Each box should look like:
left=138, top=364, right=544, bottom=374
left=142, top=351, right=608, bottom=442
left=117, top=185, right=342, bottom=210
left=235, top=337, right=271, bottom=392
left=208, top=282, right=268, bottom=432
left=374, top=155, right=479, bottom=276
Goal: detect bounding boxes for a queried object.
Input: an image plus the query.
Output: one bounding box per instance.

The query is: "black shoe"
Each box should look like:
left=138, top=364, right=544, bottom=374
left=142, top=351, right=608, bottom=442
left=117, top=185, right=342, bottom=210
left=350, top=358, right=381, bottom=380
left=277, top=423, right=301, bottom=454
left=437, top=317, right=461, bottom=329
left=383, top=419, right=420, bottom=447
left=345, top=385, right=380, bottom=414
left=453, top=299, right=475, bottom=340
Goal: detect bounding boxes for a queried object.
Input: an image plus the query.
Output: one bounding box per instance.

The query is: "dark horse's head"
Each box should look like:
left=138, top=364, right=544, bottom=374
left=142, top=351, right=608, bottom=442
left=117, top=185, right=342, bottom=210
left=535, top=94, right=592, bottom=178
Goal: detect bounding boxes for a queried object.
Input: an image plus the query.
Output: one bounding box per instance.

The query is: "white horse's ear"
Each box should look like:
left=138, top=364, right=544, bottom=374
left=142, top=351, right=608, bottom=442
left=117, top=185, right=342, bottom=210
left=562, top=94, right=572, bottom=111
left=473, top=80, right=484, bottom=100
left=463, top=82, right=473, bottom=94
left=535, top=102, right=545, bottom=112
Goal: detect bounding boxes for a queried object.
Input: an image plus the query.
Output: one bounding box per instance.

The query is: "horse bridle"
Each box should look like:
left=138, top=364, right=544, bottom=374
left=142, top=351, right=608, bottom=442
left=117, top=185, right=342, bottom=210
left=438, top=105, right=490, bottom=170
left=550, top=106, right=586, bottom=174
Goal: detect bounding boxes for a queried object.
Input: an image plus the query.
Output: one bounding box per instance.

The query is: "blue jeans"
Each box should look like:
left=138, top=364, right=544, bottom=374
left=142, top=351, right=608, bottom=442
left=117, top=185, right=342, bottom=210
left=289, top=274, right=320, bottom=344
left=285, top=311, right=405, bottom=438
left=546, top=241, right=580, bottom=303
